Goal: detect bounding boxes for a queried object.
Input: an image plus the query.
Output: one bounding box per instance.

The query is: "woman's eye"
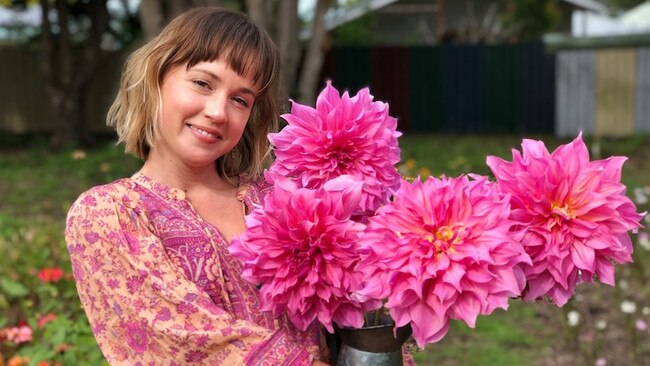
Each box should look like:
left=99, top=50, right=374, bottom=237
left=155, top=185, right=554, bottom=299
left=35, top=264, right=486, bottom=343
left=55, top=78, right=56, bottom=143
left=233, top=97, right=250, bottom=108
left=193, top=80, right=210, bottom=89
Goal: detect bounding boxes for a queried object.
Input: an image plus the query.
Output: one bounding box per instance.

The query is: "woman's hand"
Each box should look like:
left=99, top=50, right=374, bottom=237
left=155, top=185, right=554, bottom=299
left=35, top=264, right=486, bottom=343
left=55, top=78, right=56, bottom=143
left=312, top=360, right=330, bottom=366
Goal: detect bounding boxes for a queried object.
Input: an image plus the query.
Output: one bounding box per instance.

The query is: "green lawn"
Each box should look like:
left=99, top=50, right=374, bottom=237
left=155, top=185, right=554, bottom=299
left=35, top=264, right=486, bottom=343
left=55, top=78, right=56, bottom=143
left=1, top=133, right=649, bottom=365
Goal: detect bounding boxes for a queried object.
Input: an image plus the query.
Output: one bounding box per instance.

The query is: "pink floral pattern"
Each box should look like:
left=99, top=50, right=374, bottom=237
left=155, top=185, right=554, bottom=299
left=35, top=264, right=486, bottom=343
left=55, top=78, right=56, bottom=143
left=65, top=173, right=321, bottom=365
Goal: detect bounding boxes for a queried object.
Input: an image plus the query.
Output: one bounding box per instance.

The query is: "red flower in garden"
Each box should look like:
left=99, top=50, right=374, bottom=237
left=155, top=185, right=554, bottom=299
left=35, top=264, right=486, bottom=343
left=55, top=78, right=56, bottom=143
left=38, top=267, right=64, bottom=283
left=7, top=356, right=30, bottom=366
left=37, top=313, right=58, bottom=328
left=37, top=362, right=61, bottom=366
left=0, top=325, right=32, bottom=345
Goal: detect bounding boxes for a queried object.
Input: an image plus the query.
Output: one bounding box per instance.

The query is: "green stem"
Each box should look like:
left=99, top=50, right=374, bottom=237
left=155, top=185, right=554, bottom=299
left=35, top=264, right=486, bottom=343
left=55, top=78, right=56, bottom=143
left=374, top=300, right=389, bottom=326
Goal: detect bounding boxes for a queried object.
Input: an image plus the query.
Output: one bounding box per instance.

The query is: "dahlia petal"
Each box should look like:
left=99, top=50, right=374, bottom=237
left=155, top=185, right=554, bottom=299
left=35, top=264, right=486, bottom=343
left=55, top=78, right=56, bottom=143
left=549, top=285, right=574, bottom=307
left=521, top=139, right=550, bottom=159
left=322, top=175, right=364, bottom=217
left=571, top=242, right=595, bottom=270
left=332, top=303, right=361, bottom=329
left=490, top=267, right=524, bottom=295
left=441, top=262, right=465, bottom=291
left=450, top=294, right=481, bottom=328
left=594, top=257, right=615, bottom=286
left=523, top=275, right=555, bottom=301
left=407, top=301, right=449, bottom=347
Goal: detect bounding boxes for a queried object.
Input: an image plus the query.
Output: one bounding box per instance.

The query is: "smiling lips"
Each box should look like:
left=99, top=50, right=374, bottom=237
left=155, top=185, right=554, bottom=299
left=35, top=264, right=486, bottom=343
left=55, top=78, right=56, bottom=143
left=186, top=123, right=222, bottom=142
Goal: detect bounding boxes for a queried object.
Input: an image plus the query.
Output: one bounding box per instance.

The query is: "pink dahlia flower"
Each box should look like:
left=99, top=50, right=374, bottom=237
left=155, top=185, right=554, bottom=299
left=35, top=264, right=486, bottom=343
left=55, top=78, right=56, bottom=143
left=356, top=176, right=530, bottom=347
left=268, top=81, right=402, bottom=215
left=229, top=175, right=377, bottom=332
left=487, top=134, right=645, bottom=306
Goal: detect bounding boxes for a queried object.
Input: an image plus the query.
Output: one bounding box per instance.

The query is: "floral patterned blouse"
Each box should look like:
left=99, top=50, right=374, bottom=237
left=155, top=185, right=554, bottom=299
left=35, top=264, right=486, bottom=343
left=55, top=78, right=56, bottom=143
left=65, top=172, right=323, bottom=365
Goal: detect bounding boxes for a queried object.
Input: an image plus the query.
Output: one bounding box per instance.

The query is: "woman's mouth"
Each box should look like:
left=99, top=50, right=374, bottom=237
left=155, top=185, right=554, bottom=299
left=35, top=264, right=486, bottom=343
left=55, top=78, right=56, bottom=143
left=186, top=124, right=222, bottom=140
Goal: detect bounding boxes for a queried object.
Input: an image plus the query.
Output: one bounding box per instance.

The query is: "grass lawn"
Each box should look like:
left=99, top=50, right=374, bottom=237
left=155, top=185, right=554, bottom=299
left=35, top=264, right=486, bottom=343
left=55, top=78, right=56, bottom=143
left=1, top=133, right=649, bottom=365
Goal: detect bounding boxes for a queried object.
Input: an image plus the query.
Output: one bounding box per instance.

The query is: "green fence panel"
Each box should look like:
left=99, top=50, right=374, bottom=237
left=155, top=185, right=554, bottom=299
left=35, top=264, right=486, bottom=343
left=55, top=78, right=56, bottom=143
left=443, top=45, right=484, bottom=133
left=409, top=47, right=444, bottom=132
left=371, top=47, right=411, bottom=130
left=334, top=47, right=372, bottom=94
left=482, top=45, right=519, bottom=133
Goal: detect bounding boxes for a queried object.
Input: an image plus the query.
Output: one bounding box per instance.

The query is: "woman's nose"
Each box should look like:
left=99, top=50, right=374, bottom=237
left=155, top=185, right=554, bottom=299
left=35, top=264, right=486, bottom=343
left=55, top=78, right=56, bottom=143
left=204, top=94, right=228, bottom=123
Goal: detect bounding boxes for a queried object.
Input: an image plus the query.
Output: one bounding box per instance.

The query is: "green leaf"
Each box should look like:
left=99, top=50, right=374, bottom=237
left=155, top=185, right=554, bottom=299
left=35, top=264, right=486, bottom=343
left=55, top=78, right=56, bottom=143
left=1, top=277, right=29, bottom=298
left=19, top=345, right=56, bottom=366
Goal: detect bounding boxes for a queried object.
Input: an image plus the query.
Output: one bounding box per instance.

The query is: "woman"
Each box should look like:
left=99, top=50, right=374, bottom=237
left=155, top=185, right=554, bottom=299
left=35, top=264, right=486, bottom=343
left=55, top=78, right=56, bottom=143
left=65, top=7, right=328, bottom=365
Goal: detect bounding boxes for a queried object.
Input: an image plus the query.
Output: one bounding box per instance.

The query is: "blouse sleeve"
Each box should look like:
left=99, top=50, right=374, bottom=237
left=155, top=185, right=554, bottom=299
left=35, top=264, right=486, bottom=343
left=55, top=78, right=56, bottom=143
left=65, top=184, right=319, bottom=366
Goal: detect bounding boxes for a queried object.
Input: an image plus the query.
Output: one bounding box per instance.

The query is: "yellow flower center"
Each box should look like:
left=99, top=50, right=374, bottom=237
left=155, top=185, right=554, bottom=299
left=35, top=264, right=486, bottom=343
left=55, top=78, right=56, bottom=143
left=435, top=226, right=454, bottom=241
left=419, top=223, right=466, bottom=255
left=551, top=202, right=575, bottom=219
left=548, top=202, right=576, bottom=230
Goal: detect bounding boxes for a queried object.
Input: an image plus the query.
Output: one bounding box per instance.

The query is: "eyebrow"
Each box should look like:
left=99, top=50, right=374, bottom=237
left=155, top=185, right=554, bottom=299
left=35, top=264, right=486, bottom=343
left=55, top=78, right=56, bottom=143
left=190, top=67, right=258, bottom=98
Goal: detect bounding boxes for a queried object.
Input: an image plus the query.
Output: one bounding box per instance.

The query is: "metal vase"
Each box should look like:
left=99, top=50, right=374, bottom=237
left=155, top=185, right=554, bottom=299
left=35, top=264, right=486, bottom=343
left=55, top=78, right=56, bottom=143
left=334, top=316, right=412, bottom=366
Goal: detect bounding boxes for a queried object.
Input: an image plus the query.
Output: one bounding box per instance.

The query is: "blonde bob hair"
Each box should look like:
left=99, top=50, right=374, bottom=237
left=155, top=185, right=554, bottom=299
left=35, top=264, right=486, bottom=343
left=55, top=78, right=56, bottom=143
left=107, top=7, right=280, bottom=183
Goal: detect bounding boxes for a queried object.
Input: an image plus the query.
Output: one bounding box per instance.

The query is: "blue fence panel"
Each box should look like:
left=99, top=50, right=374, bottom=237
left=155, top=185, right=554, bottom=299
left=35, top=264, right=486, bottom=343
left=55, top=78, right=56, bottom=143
left=442, top=45, right=484, bottom=133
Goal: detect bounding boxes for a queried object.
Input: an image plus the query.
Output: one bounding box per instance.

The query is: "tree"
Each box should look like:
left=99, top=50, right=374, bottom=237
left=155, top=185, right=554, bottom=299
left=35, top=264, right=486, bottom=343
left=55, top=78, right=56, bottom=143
left=276, top=0, right=300, bottom=98
left=601, top=0, right=646, bottom=12
left=1, top=0, right=139, bottom=146
left=297, top=0, right=331, bottom=104
left=139, top=0, right=333, bottom=104
left=246, top=0, right=333, bottom=103
left=246, top=0, right=300, bottom=97
left=39, top=0, right=110, bottom=146
left=139, top=0, right=228, bottom=41
left=502, top=0, right=562, bottom=41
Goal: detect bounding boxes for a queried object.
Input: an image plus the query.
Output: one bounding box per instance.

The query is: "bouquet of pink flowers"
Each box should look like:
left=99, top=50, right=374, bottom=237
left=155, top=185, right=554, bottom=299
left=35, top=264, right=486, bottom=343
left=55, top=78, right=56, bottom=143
left=229, top=82, right=645, bottom=349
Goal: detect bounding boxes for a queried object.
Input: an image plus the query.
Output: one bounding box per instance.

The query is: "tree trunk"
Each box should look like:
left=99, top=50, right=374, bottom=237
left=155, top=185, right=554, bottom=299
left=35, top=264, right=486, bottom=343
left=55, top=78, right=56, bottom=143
left=139, top=0, right=166, bottom=41
left=245, top=0, right=268, bottom=30
left=436, top=0, right=445, bottom=42
left=140, top=0, right=223, bottom=41
left=168, top=0, right=194, bottom=20
left=277, top=0, right=300, bottom=98
left=297, top=0, right=330, bottom=104
left=40, top=0, right=108, bottom=147
left=194, top=0, right=223, bottom=6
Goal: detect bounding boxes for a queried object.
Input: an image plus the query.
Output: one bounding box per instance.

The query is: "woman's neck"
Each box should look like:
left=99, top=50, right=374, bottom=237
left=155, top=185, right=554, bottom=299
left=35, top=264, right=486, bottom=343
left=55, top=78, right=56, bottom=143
left=139, top=156, right=234, bottom=193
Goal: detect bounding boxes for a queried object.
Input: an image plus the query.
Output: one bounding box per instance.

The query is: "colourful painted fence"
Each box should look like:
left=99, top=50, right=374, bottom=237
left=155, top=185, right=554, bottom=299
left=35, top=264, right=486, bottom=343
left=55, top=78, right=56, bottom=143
left=555, top=47, right=650, bottom=137
left=321, top=42, right=556, bottom=134
left=322, top=43, right=650, bottom=137
left=2, top=43, right=649, bottom=137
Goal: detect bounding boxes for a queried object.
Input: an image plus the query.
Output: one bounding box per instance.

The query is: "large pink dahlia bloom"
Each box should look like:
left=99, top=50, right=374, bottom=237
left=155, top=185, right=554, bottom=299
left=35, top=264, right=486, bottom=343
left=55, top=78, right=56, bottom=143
left=268, top=81, right=402, bottom=214
left=487, top=135, right=645, bottom=306
left=356, top=176, right=530, bottom=347
left=229, top=175, right=377, bottom=332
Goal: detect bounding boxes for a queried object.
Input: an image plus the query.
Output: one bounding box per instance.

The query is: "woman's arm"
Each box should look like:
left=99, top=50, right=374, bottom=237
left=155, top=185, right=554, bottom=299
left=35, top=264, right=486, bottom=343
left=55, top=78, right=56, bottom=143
left=66, top=185, right=321, bottom=365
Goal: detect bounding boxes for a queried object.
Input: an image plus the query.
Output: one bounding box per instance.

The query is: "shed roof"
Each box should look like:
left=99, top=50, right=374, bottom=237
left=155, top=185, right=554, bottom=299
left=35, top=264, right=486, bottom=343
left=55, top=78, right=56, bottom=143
left=301, top=0, right=609, bottom=39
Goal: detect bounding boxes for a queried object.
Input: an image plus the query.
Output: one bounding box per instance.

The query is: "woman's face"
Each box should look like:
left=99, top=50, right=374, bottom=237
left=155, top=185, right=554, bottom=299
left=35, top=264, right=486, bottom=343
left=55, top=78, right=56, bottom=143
left=153, top=59, right=258, bottom=170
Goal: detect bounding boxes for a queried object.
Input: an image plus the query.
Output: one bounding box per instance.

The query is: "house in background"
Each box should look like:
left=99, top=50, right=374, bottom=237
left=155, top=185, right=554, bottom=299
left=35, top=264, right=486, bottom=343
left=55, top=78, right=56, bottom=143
left=315, top=0, right=650, bottom=137
left=313, top=0, right=609, bottom=46
left=572, top=1, right=650, bottom=37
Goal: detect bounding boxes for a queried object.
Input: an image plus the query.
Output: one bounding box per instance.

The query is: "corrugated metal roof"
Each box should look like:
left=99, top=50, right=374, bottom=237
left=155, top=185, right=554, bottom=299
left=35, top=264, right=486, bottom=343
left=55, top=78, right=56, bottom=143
left=301, top=0, right=609, bottom=39
left=562, top=0, right=608, bottom=13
